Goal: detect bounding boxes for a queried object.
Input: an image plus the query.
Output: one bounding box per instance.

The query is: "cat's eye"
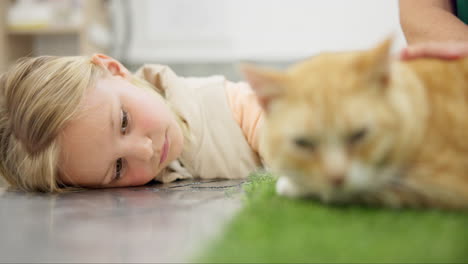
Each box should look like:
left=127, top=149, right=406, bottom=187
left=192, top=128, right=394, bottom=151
left=293, top=137, right=316, bottom=151
left=347, top=128, right=368, bottom=145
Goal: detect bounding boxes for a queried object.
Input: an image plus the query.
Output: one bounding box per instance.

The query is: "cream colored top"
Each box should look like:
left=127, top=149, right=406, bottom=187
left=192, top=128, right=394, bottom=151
left=225, top=81, right=264, bottom=154
left=135, top=64, right=263, bottom=183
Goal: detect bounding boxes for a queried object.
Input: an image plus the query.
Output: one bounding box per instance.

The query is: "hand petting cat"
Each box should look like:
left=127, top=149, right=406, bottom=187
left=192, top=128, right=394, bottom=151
left=400, top=42, right=468, bottom=60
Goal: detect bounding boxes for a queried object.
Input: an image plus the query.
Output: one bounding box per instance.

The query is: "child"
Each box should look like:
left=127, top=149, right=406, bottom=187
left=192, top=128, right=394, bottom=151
left=0, top=54, right=264, bottom=192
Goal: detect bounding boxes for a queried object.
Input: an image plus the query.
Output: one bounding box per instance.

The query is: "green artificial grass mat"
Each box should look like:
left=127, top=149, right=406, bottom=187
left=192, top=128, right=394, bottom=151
left=196, top=173, right=468, bottom=263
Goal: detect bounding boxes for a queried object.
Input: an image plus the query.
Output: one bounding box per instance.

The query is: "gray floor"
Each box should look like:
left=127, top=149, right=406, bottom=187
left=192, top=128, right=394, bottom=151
left=0, top=179, right=245, bottom=263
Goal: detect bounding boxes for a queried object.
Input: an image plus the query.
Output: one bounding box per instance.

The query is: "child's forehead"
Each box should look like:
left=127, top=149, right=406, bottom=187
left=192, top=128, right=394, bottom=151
left=71, top=81, right=112, bottom=118
left=84, top=75, right=132, bottom=104
left=58, top=88, right=115, bottom=186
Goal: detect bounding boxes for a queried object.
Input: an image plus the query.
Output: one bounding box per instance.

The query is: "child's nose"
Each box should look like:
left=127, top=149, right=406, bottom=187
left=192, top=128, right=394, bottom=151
left=132, top=137, right=154, bottom=161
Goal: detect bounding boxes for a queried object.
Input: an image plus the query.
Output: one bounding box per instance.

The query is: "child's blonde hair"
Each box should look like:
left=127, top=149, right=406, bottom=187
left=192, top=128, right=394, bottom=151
left=0, top=56, right=176, bottom=192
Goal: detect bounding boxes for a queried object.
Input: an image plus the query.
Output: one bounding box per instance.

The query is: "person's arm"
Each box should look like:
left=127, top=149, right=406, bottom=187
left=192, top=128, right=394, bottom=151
left=400, top=41, right=468, bottom=60
left=399, top=0, right=468, bottom=44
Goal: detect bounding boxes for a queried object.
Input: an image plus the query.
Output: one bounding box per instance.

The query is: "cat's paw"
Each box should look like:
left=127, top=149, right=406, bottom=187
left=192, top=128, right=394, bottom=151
left=276, top=176, right=310, bottom=198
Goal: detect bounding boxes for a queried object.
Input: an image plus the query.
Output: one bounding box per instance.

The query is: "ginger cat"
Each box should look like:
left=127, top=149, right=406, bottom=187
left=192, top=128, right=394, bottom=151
left=242, top=38, right=468, bottom=209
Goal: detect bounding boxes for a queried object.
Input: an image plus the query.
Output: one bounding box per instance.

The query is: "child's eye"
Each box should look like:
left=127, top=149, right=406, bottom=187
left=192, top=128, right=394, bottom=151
left=114, top=158, right=124, bottom=181
left=121, top=109, right=129, bottom=135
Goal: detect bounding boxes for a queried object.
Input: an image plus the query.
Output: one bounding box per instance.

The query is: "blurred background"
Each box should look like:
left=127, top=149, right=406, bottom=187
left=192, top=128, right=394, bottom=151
left=0, top=0, right=406, bottom=80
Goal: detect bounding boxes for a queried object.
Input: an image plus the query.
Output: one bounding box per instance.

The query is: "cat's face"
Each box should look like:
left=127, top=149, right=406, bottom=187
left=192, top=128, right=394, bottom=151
left=243, top=39, right=403, bottom=202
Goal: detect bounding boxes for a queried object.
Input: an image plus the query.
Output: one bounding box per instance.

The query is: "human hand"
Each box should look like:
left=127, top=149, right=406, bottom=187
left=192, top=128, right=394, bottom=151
left=400, top=42, right=468, bottom=60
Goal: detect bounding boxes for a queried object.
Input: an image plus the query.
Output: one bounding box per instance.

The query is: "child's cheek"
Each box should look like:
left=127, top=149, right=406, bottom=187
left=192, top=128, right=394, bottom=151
left=139, top=114, right=156, bottom=131
left=140, top=104, right=168, bottom=131
left=127, top=167, right=153, bottom=186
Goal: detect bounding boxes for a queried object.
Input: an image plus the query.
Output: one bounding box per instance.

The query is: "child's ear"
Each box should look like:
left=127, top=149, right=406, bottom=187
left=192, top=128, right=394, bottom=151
left=240, top=63, right=286, bottom=111
left=91, top=54, right=132, bottom=80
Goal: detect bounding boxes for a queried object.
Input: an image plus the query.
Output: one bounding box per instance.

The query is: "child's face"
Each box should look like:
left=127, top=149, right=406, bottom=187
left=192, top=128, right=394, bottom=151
left=58, top=75, right=184, bottom=188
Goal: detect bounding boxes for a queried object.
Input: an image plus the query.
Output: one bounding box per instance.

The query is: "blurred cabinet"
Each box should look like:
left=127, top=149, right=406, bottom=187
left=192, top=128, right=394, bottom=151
left=0, top=0, right=110, bottom=72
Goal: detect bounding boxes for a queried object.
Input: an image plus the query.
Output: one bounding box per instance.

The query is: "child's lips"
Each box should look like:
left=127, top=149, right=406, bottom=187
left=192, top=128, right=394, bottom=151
left=159, top=132, right=169, bottom=165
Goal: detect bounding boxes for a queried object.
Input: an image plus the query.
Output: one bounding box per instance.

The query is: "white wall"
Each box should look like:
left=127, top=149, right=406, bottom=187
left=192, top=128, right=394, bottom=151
left=127, top=0, right=406, bottom=63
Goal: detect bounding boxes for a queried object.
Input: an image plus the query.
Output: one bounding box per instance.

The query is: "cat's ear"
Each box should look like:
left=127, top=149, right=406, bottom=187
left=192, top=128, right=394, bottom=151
left=361, top=37, right=393, bottom=88
left=240, top=63, right=286, bottom=110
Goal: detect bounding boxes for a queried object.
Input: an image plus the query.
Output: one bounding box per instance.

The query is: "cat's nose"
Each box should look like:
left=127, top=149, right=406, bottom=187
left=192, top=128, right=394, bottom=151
left=329, top=174, right=345, bottom=187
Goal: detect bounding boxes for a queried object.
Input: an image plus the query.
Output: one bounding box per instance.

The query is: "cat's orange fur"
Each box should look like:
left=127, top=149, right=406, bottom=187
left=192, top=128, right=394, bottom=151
left=242, top=39, right=468, bottom=209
